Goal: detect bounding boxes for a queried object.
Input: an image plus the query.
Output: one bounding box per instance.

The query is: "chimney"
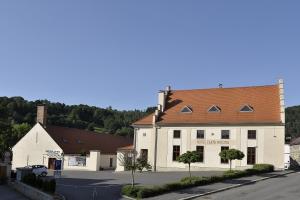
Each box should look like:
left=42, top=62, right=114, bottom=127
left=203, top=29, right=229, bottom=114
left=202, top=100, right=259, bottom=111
left=158, top=85, right=171, bottom=112
left=37, top=105, right=47, bottom=127
left=278, top=79, right=285, bottom=123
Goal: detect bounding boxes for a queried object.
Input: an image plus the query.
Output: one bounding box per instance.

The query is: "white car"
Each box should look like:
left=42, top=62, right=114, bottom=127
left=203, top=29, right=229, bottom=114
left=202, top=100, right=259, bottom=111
left=31, top=165, right=48, bottom=177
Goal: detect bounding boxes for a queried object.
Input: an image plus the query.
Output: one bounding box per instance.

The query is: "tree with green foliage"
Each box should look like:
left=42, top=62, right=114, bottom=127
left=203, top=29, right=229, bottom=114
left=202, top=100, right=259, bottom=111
left=118, top=151, right=139, bottom=188
left=177, top=151, right=200, bottom=179
left=0, top=96, right=155, bottom=153
left=219, top=149, right=245, bottom=171
left=136, top=157, right=152, bottom=172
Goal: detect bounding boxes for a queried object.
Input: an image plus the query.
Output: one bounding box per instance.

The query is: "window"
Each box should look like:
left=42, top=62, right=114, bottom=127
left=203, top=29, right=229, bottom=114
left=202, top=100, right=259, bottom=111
left=196, top=146, right=204, bottom=162
left=181, top=106, right=192, bottom=113
left=240, top=105, right=254, bottom=112
left=208, top=105, right=221, bottom=113
left=173, top=130, right=181, bottom=138
left=248, top=130, right=256, bottom=139
left=173, top=145, right=180, bottom=161
left=143, top=132, right=146, bottom=137
left=221, top=130, right=230, bottom=139
left=109, top=158, right=113, bottom=168
left=197, top=130, right=205, bottom=139
left=140, top=149, right=148, bottom=161
left=220, top=146, right=229, bottom=164
left=247, top=147, right=256, bottom=165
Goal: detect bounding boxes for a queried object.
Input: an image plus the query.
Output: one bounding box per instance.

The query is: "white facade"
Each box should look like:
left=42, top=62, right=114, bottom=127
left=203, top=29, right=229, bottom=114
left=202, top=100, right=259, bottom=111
left=12, top=123, right=63, bottom=170
left=12, top=123, right=117, bottom=171
left=127, top=80, right=286, bottom=171
left=135, top=125, right=285, bottom=171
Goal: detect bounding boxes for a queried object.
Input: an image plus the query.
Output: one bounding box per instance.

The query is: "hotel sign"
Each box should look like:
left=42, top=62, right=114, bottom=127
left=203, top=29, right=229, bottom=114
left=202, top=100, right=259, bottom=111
left=197, top=140, right=230, bottom=145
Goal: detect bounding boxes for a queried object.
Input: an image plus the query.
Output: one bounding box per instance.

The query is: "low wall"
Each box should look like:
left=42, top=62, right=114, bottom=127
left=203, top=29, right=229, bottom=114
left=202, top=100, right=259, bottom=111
left=9, top=181, right=53, bottom=200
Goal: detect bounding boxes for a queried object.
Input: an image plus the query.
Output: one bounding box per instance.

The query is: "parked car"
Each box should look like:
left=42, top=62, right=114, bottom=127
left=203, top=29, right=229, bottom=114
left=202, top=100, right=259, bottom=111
left=30, top=165, right=48, bottom=177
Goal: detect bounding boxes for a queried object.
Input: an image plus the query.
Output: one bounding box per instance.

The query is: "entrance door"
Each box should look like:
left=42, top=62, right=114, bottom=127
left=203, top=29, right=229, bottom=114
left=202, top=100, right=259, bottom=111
left=48, top=158, right=56, bottom=170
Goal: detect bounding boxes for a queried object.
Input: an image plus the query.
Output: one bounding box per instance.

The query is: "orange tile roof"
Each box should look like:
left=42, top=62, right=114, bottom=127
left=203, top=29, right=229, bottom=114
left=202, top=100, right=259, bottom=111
left=46, top=126, right=133, bottom=154
left=133, top=84, right=282, bottom=126
left=133, top=113, right=154, bottom=125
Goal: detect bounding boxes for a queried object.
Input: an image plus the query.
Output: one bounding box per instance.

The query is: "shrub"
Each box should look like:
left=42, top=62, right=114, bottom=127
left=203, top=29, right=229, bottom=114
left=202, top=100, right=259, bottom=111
left=121, top=164, right=275, bottom=198
left=21, top=173, right=56, bottom=194
left=48, top=179, right=56, bottom=193
left=22, top=173, right=36, bottom=186
left=180, top=176, right=201, bottom=183
left=253, top=164, right=274, bottom=173
left=122, top=185, right=141, bottom=198
left=223, top=170, right=248, bottom=178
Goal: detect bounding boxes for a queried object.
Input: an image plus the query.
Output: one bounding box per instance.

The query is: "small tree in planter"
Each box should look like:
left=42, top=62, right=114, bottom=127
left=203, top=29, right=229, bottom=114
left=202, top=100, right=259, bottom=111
left=118, top=151, right=139, bottom=188
left=177, top=151, right=200, bottom=180
left=219, top=149, right=244, bottom=171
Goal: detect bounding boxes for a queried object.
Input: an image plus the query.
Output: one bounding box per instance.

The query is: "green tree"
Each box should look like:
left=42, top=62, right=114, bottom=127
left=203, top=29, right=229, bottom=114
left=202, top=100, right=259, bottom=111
left=11, top=123, right=32, bottom=141
left=136, top=157, right=152, bottom=172
left=219, top=149, right=245, bottom=171
left=118, top=151, right=139, bottom=188
left=177, top=151, right=200, bottom=179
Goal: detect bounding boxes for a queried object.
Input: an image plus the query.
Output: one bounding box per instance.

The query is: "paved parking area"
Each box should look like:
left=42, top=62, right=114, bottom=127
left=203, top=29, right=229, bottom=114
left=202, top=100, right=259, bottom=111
left=55, top=170, right=223, bottom=200
left=0, top=185, right=28, bottom=200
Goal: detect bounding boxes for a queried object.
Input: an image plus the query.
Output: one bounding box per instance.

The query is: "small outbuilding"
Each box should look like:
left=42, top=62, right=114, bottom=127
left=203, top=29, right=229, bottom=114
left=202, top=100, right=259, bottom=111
left=12, top=105, right=132, bottom=171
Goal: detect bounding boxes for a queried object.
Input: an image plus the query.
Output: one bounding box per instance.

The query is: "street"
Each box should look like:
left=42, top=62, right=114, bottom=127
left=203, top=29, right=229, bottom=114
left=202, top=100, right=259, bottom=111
left=0, top=185, right=28, bottom=200
left=55, top=170, right=223, bottom=200
left=196, top=172, right=300, bottom=200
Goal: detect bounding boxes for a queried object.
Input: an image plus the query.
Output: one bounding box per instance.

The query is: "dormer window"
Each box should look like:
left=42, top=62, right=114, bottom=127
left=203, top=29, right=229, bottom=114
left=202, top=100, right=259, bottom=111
left=208, top=105, right=221, bottom=113
left=181, top=106, right=192, bottom=113
left=240, top=105, right=254, bottom=112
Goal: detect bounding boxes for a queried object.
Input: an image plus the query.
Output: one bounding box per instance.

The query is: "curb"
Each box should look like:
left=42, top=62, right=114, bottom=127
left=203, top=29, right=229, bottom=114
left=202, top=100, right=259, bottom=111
left=122, top=194, right=137, bottom=200
left=178, top=171, right=297, bottom=200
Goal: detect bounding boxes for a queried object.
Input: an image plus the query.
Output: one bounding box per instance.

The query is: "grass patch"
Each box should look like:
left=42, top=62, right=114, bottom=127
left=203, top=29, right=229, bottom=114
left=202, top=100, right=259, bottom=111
left=122, top=163, right=274, bottom=199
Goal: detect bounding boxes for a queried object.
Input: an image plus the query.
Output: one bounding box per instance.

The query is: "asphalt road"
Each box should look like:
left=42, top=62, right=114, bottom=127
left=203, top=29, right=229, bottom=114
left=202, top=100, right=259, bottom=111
left=0, top=185, right=28, bottom=200
left=55, top=170, right=223, bottom=200
left=195, top=172, right=300, bottom=200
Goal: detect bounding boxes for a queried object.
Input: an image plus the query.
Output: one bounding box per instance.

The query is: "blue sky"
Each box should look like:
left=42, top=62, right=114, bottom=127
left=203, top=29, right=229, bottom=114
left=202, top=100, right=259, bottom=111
left=0, top=1, right=299, bottom=110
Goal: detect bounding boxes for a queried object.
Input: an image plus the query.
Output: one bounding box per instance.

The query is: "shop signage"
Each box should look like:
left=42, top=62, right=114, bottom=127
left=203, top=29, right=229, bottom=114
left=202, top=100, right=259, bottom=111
left=197, top=140, right=230, bottom=145
left=45, top=150, right=61, bottom=158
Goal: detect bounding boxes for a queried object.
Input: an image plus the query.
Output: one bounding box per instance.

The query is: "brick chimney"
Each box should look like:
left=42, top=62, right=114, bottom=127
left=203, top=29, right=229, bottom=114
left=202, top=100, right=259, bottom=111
left=37, top=105, right=47, bottom=127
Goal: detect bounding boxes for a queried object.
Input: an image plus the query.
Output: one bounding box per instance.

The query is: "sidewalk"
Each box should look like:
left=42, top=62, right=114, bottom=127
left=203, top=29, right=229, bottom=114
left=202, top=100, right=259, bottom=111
left=140, top=170, right=295, bottom=200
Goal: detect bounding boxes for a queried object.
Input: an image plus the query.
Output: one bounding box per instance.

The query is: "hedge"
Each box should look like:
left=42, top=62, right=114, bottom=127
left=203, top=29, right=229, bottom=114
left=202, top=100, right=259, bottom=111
left=22, top=173, right=56, bottom=194
left=122, top=164, right=274, bottom=199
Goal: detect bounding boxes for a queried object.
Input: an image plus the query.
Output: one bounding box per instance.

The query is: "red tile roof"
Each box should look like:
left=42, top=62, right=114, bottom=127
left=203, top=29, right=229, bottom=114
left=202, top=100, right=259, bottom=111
left=133, top=84, right=282, bottom=126
left=46, top=125, right=132, bottom=154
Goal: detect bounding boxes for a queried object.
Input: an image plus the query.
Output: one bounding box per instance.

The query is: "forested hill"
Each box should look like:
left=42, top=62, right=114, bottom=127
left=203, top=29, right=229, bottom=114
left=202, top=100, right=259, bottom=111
left=286, top=105, right=300, bottom=139
left=0, top=96, right=155, bottom=152
left=0, top=96, right=300, bottom=154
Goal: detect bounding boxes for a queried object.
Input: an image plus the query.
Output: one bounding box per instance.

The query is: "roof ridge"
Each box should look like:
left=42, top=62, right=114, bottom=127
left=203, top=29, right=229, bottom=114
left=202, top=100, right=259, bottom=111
left=171, top=84, right=277, bottom=92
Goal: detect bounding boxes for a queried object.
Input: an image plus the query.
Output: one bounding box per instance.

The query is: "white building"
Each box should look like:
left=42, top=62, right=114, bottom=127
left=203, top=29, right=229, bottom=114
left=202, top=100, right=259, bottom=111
left=12, top=105, right=132, bottom=171
left=128, top=80, right=285, bottom=171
